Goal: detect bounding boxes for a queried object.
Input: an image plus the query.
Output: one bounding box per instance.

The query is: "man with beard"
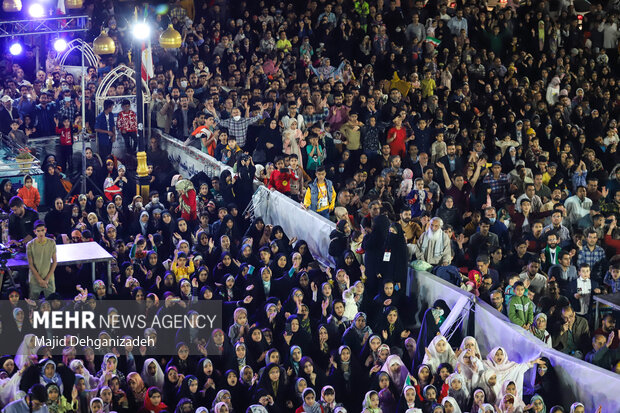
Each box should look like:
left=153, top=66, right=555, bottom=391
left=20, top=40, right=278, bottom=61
left=398, top=208, right=423, bottom=260
left=412, top=217, right=451, bottom=265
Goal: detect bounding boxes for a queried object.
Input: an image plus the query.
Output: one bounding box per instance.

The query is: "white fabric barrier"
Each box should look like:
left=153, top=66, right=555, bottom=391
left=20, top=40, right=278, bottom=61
left=415, top=270, right=620, bottom=412
left=157, top=130, right=234, bottom=178
left=251, top=186, right=336, bottom=267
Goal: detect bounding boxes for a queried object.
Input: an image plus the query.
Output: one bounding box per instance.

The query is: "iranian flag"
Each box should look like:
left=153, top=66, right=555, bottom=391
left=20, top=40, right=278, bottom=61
left=141, top=39, right=155, bottom=82
left=425, top=36, right=441, bottom=47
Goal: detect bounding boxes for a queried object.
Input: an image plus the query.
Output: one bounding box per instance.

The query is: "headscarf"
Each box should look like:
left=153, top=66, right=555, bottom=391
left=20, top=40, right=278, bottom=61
left=139, top=211, right=150, bottom=235
left=569, top=403, right=584, bottom=413
left=12, top=308, right=24, bottom=330
left=69, top=359, right=94, bottom=389
left=459, top=336, right=482, bottom=359
left=40, top=360, right=61, bottom=385
left=247, top=405, right=269, bottom=413
left=531, top=313, right=549, bottom=342
left=143, top=387, right=167, bottom=413
left=441, top=396, right=462, bottom=413
left=446, top=373, right=468, bottom=409
left=352, top=312, right=373, bottom=338
left=479, top=404, right=496, bottom=413
left=380, top=355, right=409, bottom=392
left=402, top=385, right=418, bottom=409
left=362, top=390, right=380, bottom=413
left=302, top=388, right=322, bottom=413
left=15, top=334, right=40, bottom=369
left=127, top=372, right=146, bottom=397
left=422, top=335, right=456, bottom=372
left=100, top=353, right=117, bottom=374
left=289, top=346, right=302, bottom=375
left=530, top=394, right=547, bottom=413
left=483, top=347, right=519, bottom=373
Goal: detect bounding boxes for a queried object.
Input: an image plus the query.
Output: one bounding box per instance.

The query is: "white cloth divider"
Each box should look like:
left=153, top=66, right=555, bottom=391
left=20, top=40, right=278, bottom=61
left=415, top=270, right=620, bottom=412
left=158, top=130, right=234, bottom=179
left=251, top=186, right=336, bottom=267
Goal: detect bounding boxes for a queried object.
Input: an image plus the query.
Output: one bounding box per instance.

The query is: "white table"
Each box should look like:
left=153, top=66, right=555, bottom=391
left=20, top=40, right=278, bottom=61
left=8, top=241, right=114, bottom=289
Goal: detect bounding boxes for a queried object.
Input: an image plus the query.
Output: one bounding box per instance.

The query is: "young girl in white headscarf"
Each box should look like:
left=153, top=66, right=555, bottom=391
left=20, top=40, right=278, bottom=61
left=441, top=396, right=462, bottom=413
left=482, top=347, right=544, bottom=397
left=422, top=335, right=457, bottom=372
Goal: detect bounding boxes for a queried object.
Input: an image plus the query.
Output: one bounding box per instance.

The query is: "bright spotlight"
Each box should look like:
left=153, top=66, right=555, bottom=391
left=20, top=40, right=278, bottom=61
left=9, top=42, right=22, bottom=56
left=28, top=3, right=45, bottom=18
left=53, top=38, right=68, bottom=52
left=132, top=22, right=151, bottom=40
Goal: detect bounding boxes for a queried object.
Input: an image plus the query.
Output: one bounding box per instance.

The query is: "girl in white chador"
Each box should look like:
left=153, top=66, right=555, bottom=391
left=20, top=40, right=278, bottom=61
left=482, top=347, right=545, bottom=397
left=422, top=335, right=457, bottom=372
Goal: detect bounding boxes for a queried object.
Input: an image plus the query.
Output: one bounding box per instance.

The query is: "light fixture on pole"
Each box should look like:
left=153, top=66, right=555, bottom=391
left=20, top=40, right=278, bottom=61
left=2, top=0, right=21, bottom=12
left=53, top=38, right=68, bottom=52
left=9, top=41, right=22, bottom=56
left=93, top=29, right=116, bottom=55
left=28, top=3, right=45, bottom=18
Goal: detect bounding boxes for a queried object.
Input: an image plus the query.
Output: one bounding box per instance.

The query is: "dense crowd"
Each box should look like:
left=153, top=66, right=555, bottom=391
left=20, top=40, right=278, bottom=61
left=1, top=0, right=620, bottom=412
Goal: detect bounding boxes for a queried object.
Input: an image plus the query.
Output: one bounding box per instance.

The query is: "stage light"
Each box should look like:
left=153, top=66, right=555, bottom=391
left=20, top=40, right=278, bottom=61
left=9, top=42, right=22, bottom=56
left=132, top=22, right=151, bottom=40
left=28, top=3, right=44, bottom=18
left=53, top=38, right=68, bottom=52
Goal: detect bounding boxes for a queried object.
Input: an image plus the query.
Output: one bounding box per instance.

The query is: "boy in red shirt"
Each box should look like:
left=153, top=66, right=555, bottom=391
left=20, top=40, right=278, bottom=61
left=55, top=116, right=74, bottom=173
left=268, top=156, right=297, bottom=195
left=116, top=99, right=137, bottom=153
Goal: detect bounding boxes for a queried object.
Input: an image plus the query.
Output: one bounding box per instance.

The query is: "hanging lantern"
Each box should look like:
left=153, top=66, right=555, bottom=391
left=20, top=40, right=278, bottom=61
left=93, top=30, right=116, bottom=55
left=65, top=0, right=83, bottom=9
left=2, top=0, right=22, bottom=12
left=159, top=24, right=182, bottom=49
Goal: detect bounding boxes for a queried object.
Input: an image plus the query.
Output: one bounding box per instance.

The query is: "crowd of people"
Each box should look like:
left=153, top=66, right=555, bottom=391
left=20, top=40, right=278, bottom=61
left=1, top=0, right=620, bottom=412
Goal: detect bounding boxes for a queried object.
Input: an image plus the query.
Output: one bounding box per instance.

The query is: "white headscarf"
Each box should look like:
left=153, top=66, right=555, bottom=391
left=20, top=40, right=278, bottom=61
left=442, top=396, right=463, bottom=413
left=422, top=335, right=456, bottom=372
left=15, top=334, right=40, bottom=369
left=141, top=358, right=165, bottom=388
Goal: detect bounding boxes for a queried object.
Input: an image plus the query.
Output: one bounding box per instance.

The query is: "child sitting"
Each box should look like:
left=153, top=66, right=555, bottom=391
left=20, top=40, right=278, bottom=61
left=16, top=175, right=40, bottom=211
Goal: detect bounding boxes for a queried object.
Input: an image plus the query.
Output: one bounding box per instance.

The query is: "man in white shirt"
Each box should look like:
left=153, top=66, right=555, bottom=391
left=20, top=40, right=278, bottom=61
left=565, top=186, right=593, bottom=229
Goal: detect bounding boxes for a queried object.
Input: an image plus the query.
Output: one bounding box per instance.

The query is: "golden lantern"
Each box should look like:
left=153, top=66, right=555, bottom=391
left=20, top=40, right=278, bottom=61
left=2, top=0, right=22, bottom=12
left=159, top=24, right=182, bottom=49
left=65, top=0, right=83, bottom=9
left=93, top=30, right=116, bottom=55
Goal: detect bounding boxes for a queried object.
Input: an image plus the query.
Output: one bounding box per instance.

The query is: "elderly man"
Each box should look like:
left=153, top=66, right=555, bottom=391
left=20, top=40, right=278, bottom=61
left=412, top=217, right=451, bottom=265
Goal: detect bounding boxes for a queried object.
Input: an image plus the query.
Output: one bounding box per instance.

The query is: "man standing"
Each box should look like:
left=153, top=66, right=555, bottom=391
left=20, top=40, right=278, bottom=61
left=216, top=103, right=269, bottom=149
left=95, top=99, right=116, bottom=159
left=26, top=220, right=57, bottom=300
left=303, top=166, right=336, bottom=219
left=577, top=229, right=607, bottom=282
left=412, top=217, right=451, bottom=265
left=565, top=186, right=593, bottom=229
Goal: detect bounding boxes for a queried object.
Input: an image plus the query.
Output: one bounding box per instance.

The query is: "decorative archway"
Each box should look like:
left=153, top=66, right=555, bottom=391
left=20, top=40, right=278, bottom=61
left=94, top=64, right=152, bottom=153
